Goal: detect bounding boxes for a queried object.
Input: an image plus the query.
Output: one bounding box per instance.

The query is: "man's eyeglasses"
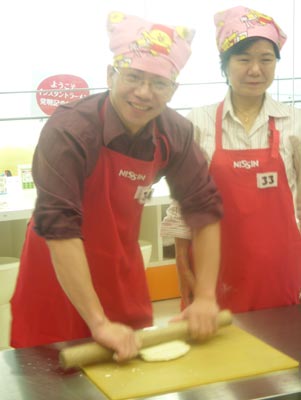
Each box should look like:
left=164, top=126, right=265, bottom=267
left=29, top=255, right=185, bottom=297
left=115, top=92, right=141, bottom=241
left=113, top=67, right=176, bottom=96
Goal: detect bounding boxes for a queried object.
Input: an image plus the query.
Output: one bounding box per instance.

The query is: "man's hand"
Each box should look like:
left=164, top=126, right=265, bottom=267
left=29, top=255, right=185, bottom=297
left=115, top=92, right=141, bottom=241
left=91, top=319, right=142, bottom=362
left=170, top=296, right=220, bottom=340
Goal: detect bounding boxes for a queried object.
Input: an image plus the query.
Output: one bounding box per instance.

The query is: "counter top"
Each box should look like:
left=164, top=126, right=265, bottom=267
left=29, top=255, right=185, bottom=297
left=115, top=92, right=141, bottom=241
left=0, top=178, right=171, bottom=222
left=0, top=189, right=36, bottom=221
left=1, top=305, right=301, bottom=400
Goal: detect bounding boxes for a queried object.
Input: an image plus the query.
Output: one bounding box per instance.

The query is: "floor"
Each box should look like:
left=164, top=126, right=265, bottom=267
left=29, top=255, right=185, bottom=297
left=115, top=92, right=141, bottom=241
left=152, top=297, right=181, bottom=326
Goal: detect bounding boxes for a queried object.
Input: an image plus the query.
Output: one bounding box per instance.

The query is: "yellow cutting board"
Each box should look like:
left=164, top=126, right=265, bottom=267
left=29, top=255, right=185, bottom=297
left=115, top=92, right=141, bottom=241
left=83, top=325, right=299, bottom=400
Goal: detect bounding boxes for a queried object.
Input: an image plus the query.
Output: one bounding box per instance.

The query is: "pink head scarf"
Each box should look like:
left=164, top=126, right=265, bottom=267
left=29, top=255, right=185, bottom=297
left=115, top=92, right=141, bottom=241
left=107, top=11, right=195, bottom=81
left=214, top=6, right=287, bottom=53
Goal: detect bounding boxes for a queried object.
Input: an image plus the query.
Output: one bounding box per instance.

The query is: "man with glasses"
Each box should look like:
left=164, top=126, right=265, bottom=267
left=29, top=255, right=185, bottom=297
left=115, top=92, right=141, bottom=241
left=11, top=11, right=223, bottom=361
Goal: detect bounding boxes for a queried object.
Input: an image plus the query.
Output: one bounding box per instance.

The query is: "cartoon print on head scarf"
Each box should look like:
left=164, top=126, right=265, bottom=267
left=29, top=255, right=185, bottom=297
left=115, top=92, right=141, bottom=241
left=132, top=24, right=174, bottom=56
left=107, top=11, right=195, bottom=81
left=219, top=31, right=248, bottom=52
left=215, top=6, right=287, bottom=53
left=108, top=11, right=126, bottom=24
left=113, top=54, right=132, bottom=68
left=241, top=9, right=274, bottom=28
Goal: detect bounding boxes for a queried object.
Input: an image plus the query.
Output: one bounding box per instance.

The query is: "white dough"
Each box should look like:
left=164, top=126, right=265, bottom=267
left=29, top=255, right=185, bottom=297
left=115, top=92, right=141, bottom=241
left=139, top=340, right=191, bottom=362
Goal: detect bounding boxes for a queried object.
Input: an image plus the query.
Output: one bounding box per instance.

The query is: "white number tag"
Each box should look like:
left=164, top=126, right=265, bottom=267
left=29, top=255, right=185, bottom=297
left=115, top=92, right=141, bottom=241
left=134, top=185, right=154, bottom=204
left=256, top=172, right=278, bottom=189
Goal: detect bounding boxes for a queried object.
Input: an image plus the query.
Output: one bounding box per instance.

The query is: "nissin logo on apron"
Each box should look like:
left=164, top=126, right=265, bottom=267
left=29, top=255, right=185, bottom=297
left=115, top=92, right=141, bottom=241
left=119, top=169, right=146, bottom=181
left=233, top=160, right=259, bottom=169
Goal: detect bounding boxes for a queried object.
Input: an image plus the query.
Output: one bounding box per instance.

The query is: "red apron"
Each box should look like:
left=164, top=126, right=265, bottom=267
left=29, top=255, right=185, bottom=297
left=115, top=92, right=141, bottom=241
left=11, top=104, right=169, bottom=347
left=211, top=102, right=301, bottom=312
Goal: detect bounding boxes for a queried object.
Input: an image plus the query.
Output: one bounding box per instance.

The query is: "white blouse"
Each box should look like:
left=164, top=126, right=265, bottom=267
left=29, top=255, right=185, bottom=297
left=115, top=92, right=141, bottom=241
left=161, top=90, right=301, bottom=239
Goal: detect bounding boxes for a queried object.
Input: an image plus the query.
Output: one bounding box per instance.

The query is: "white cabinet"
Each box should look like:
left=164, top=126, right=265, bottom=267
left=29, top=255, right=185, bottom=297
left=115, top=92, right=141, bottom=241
left=0, top=189, right=35, bottom=258
left=139, top=178, right=175, bottom=267
left=0, top=180, right=174, bottom=266
left=140, top=204, right=170, bottom=266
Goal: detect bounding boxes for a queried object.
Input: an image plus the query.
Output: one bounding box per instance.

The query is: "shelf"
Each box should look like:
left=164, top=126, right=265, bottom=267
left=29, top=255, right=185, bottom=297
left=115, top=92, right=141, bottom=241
left=0, top=179, right=173, bottom=268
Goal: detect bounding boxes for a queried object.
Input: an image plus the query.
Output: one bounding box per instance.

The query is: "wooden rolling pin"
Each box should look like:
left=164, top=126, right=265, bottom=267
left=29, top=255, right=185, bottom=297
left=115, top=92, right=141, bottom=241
left=59, top=309, right=232, bottom=369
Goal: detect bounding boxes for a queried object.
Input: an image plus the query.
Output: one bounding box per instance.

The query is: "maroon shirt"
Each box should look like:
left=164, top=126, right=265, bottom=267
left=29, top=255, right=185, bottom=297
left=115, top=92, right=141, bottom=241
left=32, top=91, right=223, bottom=239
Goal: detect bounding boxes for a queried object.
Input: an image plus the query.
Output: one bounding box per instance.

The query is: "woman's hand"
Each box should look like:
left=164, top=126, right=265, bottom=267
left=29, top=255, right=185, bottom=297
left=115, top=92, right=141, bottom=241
left=175, top=238, right=195, bottom=307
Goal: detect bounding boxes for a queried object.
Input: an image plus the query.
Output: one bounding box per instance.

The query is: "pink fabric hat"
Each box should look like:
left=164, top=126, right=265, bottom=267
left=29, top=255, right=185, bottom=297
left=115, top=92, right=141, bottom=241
left=107, top=11, right=195, bottom=81
left=214, top=6, right=287, bottom=53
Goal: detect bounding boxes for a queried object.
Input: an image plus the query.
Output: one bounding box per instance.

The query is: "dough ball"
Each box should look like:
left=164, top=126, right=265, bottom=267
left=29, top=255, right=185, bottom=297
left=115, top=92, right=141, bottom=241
left=139, top=340, right=191, bottom=362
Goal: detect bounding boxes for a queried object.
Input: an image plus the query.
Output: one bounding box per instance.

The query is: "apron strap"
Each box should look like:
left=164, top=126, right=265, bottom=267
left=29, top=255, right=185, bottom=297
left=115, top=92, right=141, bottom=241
left=99, top=95, right=108, bottom=120
left=153, top=125, right=170, bottom=170
left=268, top=117, right=280, bottom=159
left=215, top=101, right=224, bottom=150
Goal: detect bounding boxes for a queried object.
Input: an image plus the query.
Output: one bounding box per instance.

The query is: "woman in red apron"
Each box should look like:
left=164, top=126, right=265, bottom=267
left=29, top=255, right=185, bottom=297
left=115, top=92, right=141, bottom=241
left=212, top=104, right=301, bottom=311
left=162, top=6, right=301, bottom=313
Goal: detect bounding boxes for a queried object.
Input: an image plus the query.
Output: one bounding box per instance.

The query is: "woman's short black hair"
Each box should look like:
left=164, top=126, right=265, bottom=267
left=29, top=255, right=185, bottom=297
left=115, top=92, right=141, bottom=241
left=220, top=36, right=280, bottom=81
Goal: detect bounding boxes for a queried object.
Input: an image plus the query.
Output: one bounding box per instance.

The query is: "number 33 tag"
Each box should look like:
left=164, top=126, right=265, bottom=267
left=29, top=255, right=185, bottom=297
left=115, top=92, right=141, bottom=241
left=256, top=172, right=278, bottom=189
